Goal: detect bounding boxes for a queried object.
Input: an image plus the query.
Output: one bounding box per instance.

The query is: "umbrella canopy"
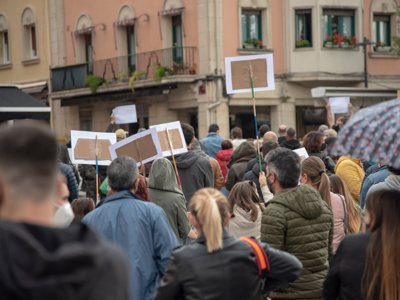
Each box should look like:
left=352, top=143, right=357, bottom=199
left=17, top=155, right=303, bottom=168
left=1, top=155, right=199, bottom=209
left=330, top=98, right=400, bottom=169
left=0, top=86, right=50, bottom=121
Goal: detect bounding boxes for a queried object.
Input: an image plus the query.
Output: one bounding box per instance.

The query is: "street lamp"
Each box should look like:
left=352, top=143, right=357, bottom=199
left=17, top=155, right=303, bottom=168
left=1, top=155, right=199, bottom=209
left=354, top=37, right=376, bottom=88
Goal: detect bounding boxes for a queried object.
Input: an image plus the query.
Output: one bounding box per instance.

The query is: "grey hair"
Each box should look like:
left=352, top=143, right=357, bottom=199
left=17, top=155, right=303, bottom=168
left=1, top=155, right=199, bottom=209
left=266, top=148, right=301, bottom=188
left=107, top=156, right=139, bottom=191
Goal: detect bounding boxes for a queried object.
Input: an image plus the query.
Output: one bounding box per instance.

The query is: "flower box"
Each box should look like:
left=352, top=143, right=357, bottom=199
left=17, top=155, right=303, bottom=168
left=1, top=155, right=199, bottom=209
left=375, top=46, right=391, bottom=52
left=244, top=44, right=255, bottom=49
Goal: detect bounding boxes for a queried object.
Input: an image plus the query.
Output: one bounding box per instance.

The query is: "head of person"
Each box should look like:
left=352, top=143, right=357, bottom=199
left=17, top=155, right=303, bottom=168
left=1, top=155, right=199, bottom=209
left=221, top=140, right=233, bottom=150
left=116, top=129, right=126, bottom=142
left=191, top=138, right=203, bottom=151
left=189, top=188, right=230, bottom=253
left=181, top=123, right=195, bottom=148
left=278, top=125, right=287, bottom=137
left=228, top=181, right=264, bottom=222
left=286, top=127, right=296, bottom=140
left=302, top=131, right=324, bottom=153
left=387, top=166, right=400, bottom=175
left=59, top=144, right=72, bottom=165
left=329, top=174, right=360, bottom=233
left=263, top=131, right=278, bottom=143
left=265, top=148, right=301, bottom=194
left=300, top=156, right=331, bottom=208
left=71, top=197, right=95, bottom=222
left=262, top=140, right=279, bottom=158
left=0, top=121, right=60, bottom=226
left=107, top=156, right=140, bottom=193
left=53, top=174, right=75, bottom=227
left=208, top=124, right=219, bottom=134
left=323, top=129, right=337, bottom=139
left=230, top=127, right=243, bottom=140
left=258, top=124, right=270, bottom=139
left=318, top=124, right=328, bottom=133
left=363, top=187, right=400, bottom=300
left=137, top=128, right=147, bottom=133
left=325, top=137, right=337, bottom=149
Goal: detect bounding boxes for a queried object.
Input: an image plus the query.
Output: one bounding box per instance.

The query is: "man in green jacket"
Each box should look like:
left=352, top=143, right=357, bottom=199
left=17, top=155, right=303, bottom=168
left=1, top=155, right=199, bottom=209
left=261, top=148, right=334, bottom=299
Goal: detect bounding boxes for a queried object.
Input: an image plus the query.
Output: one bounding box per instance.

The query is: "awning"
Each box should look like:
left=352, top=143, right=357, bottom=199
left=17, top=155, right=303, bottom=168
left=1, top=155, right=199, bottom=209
left=18, top=80, right=48, bottom=94
left=0, top=85, right=50, bottom=121
left=311, top=87, right=398, bottom=98
left=158, top=7, right=184, bottom=16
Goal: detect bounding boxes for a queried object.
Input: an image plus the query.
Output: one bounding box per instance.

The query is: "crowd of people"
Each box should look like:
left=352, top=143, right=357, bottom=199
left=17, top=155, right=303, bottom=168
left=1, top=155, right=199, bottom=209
left=0, top=114, right=399, bottom=300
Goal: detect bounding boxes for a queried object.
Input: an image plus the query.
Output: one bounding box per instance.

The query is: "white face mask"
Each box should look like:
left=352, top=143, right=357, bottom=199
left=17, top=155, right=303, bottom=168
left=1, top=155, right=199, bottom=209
left=54, top=202, right=75, bottom=228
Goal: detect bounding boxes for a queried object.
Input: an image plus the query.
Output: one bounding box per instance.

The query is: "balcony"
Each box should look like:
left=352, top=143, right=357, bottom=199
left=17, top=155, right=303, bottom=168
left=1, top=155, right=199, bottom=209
left=51, top=47, right=197, bottom=93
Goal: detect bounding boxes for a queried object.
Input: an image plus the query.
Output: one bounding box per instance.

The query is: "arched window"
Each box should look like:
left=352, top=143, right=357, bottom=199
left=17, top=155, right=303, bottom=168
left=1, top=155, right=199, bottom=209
left=0, top=14, right=10, bottom=65
left=21, top=7, right=38, bottom=61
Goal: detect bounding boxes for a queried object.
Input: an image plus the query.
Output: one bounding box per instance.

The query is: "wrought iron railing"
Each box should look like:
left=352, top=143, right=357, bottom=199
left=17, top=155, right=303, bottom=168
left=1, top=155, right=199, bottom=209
left=51, top=46, right=197, bottom=92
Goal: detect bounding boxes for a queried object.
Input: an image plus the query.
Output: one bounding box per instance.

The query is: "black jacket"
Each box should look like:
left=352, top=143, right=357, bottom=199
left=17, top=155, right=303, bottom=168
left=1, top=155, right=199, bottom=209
left=309, top=152, right=336, bottom=174
left=243, top=158, right=267, bottom=201
left=323, top=233, right=371, bottom=300
left=0, top=221, right=130, bottom=300
left=174, top=150, right=214, bottom=210
left=153, top=229, right=302, bottom=300
left=281, top=139, right=301, bottom=150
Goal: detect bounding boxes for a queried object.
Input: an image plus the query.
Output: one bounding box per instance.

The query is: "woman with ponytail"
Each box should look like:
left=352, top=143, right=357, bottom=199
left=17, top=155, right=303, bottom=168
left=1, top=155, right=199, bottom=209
left=324, top=187, right=400, bottom=300
left=301, top=156, right=346, bottom=251
left=153, top=188, right=303, bottom=300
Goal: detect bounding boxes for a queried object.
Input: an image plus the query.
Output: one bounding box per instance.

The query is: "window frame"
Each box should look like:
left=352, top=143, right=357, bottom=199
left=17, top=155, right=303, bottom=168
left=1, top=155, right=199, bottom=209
left=373, top=14, right=391, bottom=46
left=322, top=8, right=355, bottom=44
left=241, top=10, right=262, bottom=46
left=0, top=30, right=10, bottom=64
left=295, top=9, right=312, bottom=48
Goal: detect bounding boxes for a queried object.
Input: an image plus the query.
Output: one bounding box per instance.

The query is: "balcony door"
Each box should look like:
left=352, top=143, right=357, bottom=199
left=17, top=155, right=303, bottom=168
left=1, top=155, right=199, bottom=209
left=84, top=34, right=93, bottom=74
left=127, top=25, right=136, bottom=74
left=172, top=15, right=183, bottom=64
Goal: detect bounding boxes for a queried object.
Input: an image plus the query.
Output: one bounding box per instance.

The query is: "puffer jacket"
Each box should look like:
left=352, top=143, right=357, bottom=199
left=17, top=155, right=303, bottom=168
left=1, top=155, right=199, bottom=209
left=261, top=184, right=334, bottom=299
left=335, top=156, right=365, bottom=204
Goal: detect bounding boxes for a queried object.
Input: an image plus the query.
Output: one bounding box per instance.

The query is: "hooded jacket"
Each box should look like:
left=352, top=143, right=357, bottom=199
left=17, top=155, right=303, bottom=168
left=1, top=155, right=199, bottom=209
left=243, top=159, right=267, bottom=201
left=174, top=150, right=214, bottom=210
left=225, top=142, right=257, bottom=191
left=148, top=158, right=191, bottom=243
left=228, top=205, right=263, bottom=241
left=366, top=174, right=400, bottom=203
left=215, top=148, right=233, bottom=183
left=280, top=139, right=301, bottom=150
left=0, top=221, right=129, bottom=300
left=261, top=184, right=334, bottom=299
left=335, top=156, right=365, bottom=204
left=192, top=149, right=224, bottom=191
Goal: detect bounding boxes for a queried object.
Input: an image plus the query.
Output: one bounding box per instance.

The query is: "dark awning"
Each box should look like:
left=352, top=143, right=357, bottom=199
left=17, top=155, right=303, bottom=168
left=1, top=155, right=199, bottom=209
left=0, top=86, right=51, bottom=121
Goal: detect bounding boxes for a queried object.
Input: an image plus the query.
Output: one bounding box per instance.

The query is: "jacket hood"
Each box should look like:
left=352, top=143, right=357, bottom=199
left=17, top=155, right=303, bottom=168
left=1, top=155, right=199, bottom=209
left=281, top=139, right=301, bottom=150
left=148, top=157, right=182, bottom=194
left=269, top=185, right=325, bottom=220
left=231, top=206, right=262, bottom=228
left=384, top=175, right=400, bottom=191
left=215, top=148, right=233, bottom=162
left=192, top=149, right=208, bottom=159
left=174, top=150, right=202, bottom=169
left=336, top=156, right=362, bottom=169
left=228, top=141, right=257, bottom=168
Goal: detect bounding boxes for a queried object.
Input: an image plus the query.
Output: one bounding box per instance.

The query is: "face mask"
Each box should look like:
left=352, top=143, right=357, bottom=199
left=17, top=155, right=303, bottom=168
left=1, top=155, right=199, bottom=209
left=321, top=143, right=326, bottom=151
left=267, top=177, right=274, bottom=195
left=54, top=202, right=75, bottom=228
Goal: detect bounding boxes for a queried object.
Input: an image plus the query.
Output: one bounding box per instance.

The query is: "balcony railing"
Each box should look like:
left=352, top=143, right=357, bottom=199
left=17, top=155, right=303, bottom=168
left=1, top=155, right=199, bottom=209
left=51, top=46, right=197, bottom=92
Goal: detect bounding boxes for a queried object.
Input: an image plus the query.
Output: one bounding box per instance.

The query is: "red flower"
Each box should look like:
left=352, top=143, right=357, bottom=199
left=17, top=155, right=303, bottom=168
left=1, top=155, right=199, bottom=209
left=376, top=43, right=379, bottom=47
left=333, top=39, right=338, bottom=43
left=325, top=36, right=329, bottom=39
left=333, top=33, right=338, bottom=37
left=300, top=37, right=303, bottom=40
left=258, top=41, right=262, bottom=45
left=353, top=36, right=357, bottom=42
left=350, top=41, right=354, bottom=45
left=339, top=37, right=343, bottom=43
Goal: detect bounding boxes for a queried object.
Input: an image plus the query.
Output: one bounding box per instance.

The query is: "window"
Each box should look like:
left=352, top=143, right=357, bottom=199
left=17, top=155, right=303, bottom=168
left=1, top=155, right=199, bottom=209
left=0, top=14, right=9, bottom=64
left=126, top=25, right=136, bottom=72
left=172, top=15, right=183, bottom=63
left=373, top=15, right=390, bottom=47
left=241, top=10, right=262, bottom=46
left=21, top=7, right=38, bottom=60
left=29, top=26, right=37, bottom=58
left=322, top=9, right=355, bottom=45
left=84, top=34, right=93, bottom=74
left=295, top=9, right=312, bottom=48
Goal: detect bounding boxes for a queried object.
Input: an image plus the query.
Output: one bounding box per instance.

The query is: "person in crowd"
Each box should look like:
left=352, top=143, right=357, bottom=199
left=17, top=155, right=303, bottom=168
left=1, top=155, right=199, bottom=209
left=244, top=141, right=278, bottom=202
left=148, top=157, right=194, bottom=244
left=230, top=126, right=246, bottom=149
left=263, top=131, right=278, bottom=144
left=153, top=188, right=303, bottom=300
left=53, top=175, right=75, bottom=227
left=329, top=175, right=364, bottom=233
left=359, top=164, right=390, bottom=209
left=227, top=181, right=264, bottom=241
left=225, top=141, right=257, bottom=191
left=277, top=124, right=287, bottom=144
left=281, top=127, right=301, bottom=150
left=215, top=140, right=234, bottom=196
left=365, top=166, right=400, bottom=207
left=59, top=144, right=80, bottom=185
left=200, top=124, right=225, bottom=158
left=326, top=103, right=353, bottom=132
left=106, top=113, right=127, bottom=141
left=59, top=160, right=78, bottom=203
left=318, top=124, right=329, bottom=133
left=323, top=187, right=400, bottom=300
left=323, top=128, right=337, bottom=138
left=301, top=157, right=346, bottom=251
left=335, top=156, right=365, bottom=204
left=303, top=131, right=336, bottom=174
left=174, top=123, right=214, bottom=209
left=261, top=148, right=333, bottom=299
left=253, top=124, right=271, bottom=148
left=82, top=156, right=178, bottom=300
left=0, top=122, right=129, bottom=300
left=71, top=197, right=95, bottom=222
left=192, top=138, right=224, bottom=191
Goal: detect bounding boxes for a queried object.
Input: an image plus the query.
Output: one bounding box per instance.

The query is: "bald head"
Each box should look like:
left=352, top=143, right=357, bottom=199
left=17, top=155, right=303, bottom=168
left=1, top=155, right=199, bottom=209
left=278, top=125, right=287, bottom=137
left=263, top=131, right=278, bottom=143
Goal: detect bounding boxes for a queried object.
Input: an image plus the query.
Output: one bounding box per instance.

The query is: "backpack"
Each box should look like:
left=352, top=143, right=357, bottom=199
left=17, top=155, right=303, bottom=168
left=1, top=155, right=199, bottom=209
left=240, top=237, right=270, bottom=277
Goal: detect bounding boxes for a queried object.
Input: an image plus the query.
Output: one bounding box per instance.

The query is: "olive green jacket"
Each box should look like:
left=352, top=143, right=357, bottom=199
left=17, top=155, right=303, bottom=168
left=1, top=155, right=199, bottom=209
left=261, top=185, right=334, bottom=299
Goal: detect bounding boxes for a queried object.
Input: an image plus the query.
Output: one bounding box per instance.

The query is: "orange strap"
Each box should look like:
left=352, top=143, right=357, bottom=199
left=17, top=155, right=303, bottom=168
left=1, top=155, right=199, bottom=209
left=240, top=237, right=270, bottom=276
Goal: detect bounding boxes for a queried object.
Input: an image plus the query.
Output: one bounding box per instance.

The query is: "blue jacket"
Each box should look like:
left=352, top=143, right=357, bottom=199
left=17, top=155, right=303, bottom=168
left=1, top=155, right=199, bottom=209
left=82, top=190, right=179, bottom=300
left=359, top=165, right=390, bottom=209
left=200, top=132, right=225, bottom=158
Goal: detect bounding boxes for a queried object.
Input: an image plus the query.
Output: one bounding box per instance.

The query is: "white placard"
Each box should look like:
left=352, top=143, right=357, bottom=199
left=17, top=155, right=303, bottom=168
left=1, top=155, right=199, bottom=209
left=225, top=54, right=275, bottom=94
left=329, top=97, right=350, bottom=114
left=150, top=121, right=188, bottom=157
left=108, top=127, right=163, bottom=167
left=292, top=147, right=309, bottom=162
left=112, top=104, right=137, bottom=124
left=71, top=131, right=116, bottom=166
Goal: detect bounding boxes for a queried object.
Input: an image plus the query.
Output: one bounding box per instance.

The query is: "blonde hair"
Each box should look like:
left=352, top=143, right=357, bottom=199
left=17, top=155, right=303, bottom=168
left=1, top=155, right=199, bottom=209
left=324, top=129, right=337, bottom=138
left=190, top=188, right=229, bottom=253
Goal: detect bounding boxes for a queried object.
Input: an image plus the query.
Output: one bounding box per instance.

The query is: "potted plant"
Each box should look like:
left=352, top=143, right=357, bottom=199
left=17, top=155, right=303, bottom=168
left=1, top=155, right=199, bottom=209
left=244, top=38, right=262, bottom=49
left=189, top=64, right=197, bottom=75
left=340, top=36, right=357, bottom=48
left=173, top=62, right=186, bottom=75
left=296, top=37, right=311, bottom=48
left=375, top=41, right=391, bottom=52
left=153, top=64, right=174, bottom=82
left=129, top=71, right=148, bottom=92
left=324, top=33, right=342, bottom=48
left=85, top=75, right=104, bottom=94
